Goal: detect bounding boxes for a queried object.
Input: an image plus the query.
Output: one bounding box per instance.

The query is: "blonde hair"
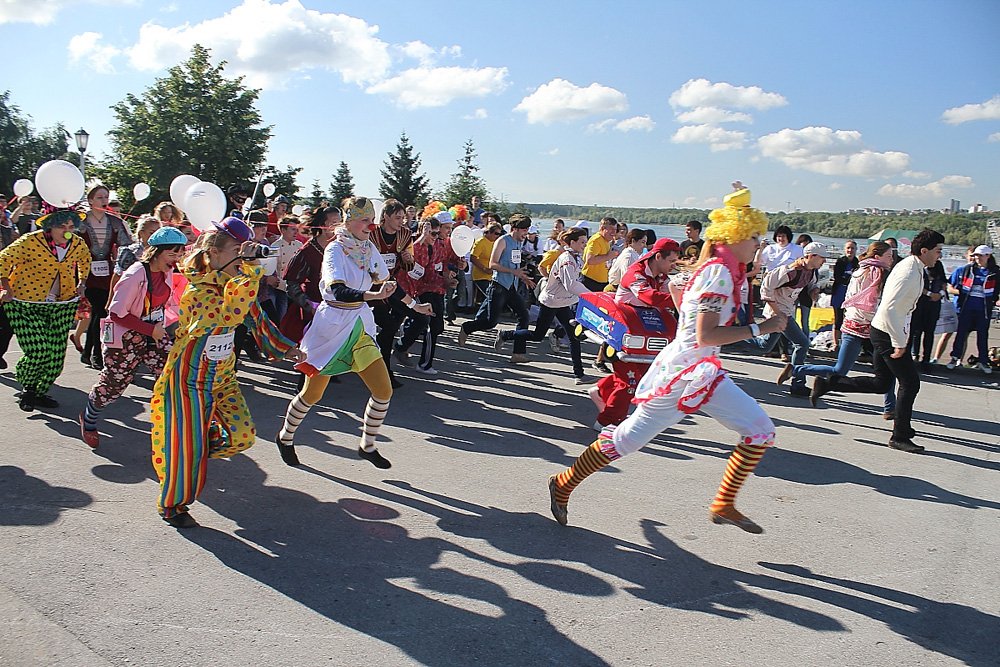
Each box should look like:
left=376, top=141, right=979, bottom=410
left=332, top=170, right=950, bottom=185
left=133, top=215, right=161, bottom=239
left=154, top=201, right=183, bottom=225
left=180, top=228, right=237, bottom=274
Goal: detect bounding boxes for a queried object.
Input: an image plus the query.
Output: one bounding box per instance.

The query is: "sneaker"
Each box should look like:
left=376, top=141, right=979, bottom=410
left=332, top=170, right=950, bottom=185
left=457, top=328, right=468, bottom=346
left=882, top=410, right=895, bottom=421
left=810, top=376, right=831, bottom=408
left=777, top=363, right=793, bottom=386
left=946, top=358, right=958, bottom=370
left=574, top=374, right=596, bottom=385
left=394, top=346, right=413, bottom=367
left=494, top=330, right=505, bottom=352
left=978, top=362, right=993, bottom=375
left=929, top=357, right=938, bottom=364
left=548, top=332, right=560, bottom=354
left=888, top=438, right=925, bottom=454
left=415, top=366, right=439, bottom=376
left=17, top=390, right=36, bottom=412
left=592, top=360, right=611, bottom=373
left=709, top=506, right=763, bottom=534
left=548, top=475, right=568, bottom=526
left=790, top=385, right=810, bottom=398
left=79, top=413, right=100, bottom=449
left=510, top=353, right=530, bottom=364
left=358, top=446, right=392, bottom=469
left=162, top=512, right=199, bottom=529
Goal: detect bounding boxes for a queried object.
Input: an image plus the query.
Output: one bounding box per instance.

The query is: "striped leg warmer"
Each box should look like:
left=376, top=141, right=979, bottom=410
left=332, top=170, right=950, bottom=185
left=553, top=441, right=613, bottom=506
left=360, top=397, right=390, bottom=452
left=278, top=394, right=315, bottom=445
left=710, top=440, right=771, bottom=511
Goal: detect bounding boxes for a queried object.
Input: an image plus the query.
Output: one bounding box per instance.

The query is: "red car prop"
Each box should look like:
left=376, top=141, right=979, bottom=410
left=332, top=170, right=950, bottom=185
left=575, top=291, right=677, bottom=427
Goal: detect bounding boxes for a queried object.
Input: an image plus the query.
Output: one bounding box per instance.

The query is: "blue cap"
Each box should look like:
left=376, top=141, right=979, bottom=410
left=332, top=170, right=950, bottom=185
left=147, top=226, right=189, bottom=246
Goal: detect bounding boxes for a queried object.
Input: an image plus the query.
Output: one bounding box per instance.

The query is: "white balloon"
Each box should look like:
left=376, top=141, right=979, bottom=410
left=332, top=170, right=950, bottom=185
left=34, top=160, right=85, bottom=207
left=169, top=174, right=200, bottom=208
left=291, top=204, right=305, bottom=216
left=12, top=178, right=33, bottom=198
left=133, top=182, right=151, bottom=201
left=371, top=198, right=384, bottom=225
left=183, top=182, right=227, bottom=232
left=450, top=225, right=475, bottom=256
left=262, top=183, right=276, bottom=197
left=470, top=227, right=485, bottom=240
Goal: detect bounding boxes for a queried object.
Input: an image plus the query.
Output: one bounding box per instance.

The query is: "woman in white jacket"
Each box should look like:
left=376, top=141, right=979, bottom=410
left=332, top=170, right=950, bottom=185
left=496, top=228, right=591, bottom=383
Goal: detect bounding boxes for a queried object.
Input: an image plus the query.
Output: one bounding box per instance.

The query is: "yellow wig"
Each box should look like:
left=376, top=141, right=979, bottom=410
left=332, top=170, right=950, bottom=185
left=704, top=186, right=768, bottom=245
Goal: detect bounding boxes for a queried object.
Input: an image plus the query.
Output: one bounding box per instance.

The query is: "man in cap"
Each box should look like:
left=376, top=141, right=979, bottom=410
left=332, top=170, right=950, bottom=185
left=946, top=244, right=998, bottom=374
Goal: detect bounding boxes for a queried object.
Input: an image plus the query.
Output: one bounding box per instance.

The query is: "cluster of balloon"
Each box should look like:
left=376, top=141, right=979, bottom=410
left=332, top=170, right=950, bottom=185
left=450, top=225, right=476, bottom=256
left=33, top=160, right=85, bottom=208
left=12, top=178, right=33, bottom=198
left=169, top=174, right=226, bottom=232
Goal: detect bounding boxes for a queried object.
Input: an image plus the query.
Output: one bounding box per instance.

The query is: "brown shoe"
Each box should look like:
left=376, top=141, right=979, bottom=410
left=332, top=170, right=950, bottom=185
left=548, top=475, right=568, bottom=526
left=510, top=354, right=530, bottom=364
left=882, top=411, right=895, bottom=420
left=709, top=506, right=763, bottom=534
left=777, top=363, right=793, bottom=385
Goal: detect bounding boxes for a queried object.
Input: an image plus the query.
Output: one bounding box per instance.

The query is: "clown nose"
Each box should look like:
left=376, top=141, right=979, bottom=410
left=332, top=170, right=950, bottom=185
left=63, top=231, right=74, bottom=240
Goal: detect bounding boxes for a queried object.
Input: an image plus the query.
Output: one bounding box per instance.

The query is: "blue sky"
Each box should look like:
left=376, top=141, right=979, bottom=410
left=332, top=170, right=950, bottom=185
left=3, top=0, right=999, bottom=212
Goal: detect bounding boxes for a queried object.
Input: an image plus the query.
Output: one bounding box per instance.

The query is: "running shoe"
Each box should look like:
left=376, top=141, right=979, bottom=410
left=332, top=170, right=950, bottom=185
left=548, top=332, right=560, bottom=354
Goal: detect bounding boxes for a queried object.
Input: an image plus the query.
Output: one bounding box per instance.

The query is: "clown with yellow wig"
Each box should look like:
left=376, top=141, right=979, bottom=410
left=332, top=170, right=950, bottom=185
left=548, top=182, right=788, bottom=534
left=275, top=196, right=432, bottom=469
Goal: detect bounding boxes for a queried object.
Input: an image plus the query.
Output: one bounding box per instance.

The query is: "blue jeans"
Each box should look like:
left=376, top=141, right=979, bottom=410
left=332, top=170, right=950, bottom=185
left=751, top=315, right=811, bottom=387
left=950, top=304, right=989, bottom=364
left=793, top=332, right=896, bottom=412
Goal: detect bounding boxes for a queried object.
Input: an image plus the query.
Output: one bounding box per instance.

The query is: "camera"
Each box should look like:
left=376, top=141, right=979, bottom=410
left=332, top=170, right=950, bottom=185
left=253, top=244, right=273, bottom=258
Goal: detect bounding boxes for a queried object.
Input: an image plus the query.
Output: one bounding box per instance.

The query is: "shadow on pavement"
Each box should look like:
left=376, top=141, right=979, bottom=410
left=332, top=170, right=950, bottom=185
left=0, top=465, right=93, bottom=526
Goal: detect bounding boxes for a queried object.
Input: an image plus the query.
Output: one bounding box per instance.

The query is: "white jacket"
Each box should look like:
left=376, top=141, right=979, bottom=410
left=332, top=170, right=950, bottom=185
left=539, top=250, right=587, bottom=309
left=871, top=255, right=924, bottom=348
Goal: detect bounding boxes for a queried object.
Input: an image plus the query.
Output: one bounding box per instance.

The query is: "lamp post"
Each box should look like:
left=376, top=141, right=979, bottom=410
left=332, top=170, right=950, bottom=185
left=74, top=127, right=89, bottom=178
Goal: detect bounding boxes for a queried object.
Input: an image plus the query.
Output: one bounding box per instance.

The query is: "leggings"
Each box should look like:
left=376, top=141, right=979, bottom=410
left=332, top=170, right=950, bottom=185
left=398, top=293, right=445, bottom=370
left=82, top=286, right=109, bottom=360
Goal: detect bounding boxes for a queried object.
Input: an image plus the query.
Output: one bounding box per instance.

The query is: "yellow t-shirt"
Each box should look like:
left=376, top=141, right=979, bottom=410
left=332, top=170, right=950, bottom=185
left=581, top=233, right=611, bottom=284
left=470, top=236, right=496, bottom=282
left=539, top=248, right=563, bottom=276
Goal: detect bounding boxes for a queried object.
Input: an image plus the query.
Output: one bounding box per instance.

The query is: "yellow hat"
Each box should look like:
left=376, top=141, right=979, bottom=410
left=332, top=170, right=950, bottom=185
left=704, top=183, right=768, bottom=245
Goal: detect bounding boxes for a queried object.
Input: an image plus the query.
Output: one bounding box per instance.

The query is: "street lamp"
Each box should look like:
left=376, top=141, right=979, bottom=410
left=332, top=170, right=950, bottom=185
left=74, top=127, right=89, bottom=178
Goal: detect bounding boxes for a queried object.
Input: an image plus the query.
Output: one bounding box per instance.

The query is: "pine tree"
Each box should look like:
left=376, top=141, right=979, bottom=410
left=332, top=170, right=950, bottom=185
left=379, top=131, right=431, bottom=208
left=438, top=139, right=489, bottom=207
left=329, top=161, right=354, bottom=205
left=309, top=179, right=326, bottom=208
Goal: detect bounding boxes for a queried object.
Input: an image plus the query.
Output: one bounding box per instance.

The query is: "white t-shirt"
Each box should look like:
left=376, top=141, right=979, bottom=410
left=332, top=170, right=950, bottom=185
left=760, top=242, right=804, bottom=272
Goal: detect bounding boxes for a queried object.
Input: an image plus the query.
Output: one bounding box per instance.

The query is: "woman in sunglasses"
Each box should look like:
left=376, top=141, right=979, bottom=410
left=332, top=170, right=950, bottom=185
left=79, top=227, right=188, bottom=448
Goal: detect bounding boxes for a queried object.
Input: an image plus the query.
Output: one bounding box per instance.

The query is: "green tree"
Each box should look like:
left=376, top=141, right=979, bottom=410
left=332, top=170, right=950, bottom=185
left=379, top=132, right=431, bottom=207
left=98, top=44, right=271, bottom=211
left=0, top=91, right=70, bottom=197
left=437, top=138, right=489, bottom=206
left=329, top=161, right=354, bottom=204
left=308, top=179, right=327, bottom=208
left=250, top=164, right=302, bottom=208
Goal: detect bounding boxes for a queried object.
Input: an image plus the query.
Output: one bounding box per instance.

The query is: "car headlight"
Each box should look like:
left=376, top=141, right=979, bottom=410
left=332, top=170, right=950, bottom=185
left=622, top=334, right=645, bottom=349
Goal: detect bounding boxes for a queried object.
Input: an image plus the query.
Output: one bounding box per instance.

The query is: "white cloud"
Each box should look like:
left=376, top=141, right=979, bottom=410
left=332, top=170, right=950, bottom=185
left=988, top=132, right=1000, bottom=143
left=829, top=182, right=843, bottom=190
left=941, top=95, right=1000, bottom=124
left=125, top=0, right=393, bottom=88
left=669, top=78, right=787, bottom=110
left=877, top=175, right=974, bottom=199
left=397, top=40, right=462, bottom=67
left=587, top=115, right=655, bottom=133
left=672, top=124, right=747, bottom=151
left=67, top=31, right=120, bottom=73
left=757, top=126, right=910, bottom=176
left=514, top=78, right=628, bottom=125
left=366, top=66, right=509, bottom=109
left=463, top=108, right=489, bottom=120
left=544, top=148, right=559, bottom=156
left=675, top=107, right=753, bottom=124
left=903, top=170, right=931, bottom=179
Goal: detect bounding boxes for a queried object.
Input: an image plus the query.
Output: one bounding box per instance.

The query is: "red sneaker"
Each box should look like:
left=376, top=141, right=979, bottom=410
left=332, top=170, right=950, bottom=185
left=78, top=413, right=99, bottom=449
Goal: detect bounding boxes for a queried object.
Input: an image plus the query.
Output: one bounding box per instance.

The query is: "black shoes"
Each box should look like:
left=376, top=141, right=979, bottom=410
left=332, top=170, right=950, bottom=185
left=162, top=512, right=198, bottom=528
left=888, top=438, right=925, bottom=454
left=18, top=390, right=36, bottom=412
left=790, top=385, right=810, bottom=398
left=91, top=354, right=104, bottom=370
left=80, top=353, right=92, bottom=368
left=358, top=447, right=392, bottom=469
left=275, top=436, right=301, bottom=466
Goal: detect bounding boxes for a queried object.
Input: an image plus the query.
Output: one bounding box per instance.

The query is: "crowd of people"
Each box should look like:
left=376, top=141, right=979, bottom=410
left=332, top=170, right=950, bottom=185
left=0, top=181, right=995, bottom=532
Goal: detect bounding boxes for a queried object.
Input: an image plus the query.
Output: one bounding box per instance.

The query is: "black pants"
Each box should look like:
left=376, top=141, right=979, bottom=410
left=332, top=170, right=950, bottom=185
left=373, top=297, right=410, bottom=379
left=908, top=297, right=941, bottom=362
left=581, top=276, right=607, bottom=292
left=502, top=305, right=583, bottom=375
left=831, top=327, right=919, bottom=442
left=0, top=304, right=13, bottom=357
left=82, top=286, right=109, bottom=361
left=398, top=293, right=445, bottom=369
left=461, top=281, right=529, bottom=344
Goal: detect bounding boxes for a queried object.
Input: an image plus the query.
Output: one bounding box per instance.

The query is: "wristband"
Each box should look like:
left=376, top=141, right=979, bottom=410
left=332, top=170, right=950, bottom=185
left=405, top=298, right=416, bottom=310
left=749, top=323, right=761, bottom=338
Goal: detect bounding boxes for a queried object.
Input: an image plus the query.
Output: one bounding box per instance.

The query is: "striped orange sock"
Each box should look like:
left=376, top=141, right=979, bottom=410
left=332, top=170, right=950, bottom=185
left=710, top=441, right=769, bottom=511
left=554, top=441, right=613, bottom=505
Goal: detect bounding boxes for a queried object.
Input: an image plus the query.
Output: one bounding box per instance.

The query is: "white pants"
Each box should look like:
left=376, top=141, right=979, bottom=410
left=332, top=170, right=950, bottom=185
left=608, top=375, right=775, bottom=459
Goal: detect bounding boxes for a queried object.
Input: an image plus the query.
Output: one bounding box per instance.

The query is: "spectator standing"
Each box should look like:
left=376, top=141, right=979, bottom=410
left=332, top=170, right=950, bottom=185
left=543, top=219, right=565, bottom=252
left=831, top=240, right=859, bottom=347
left=679, top=220, right=704, bottom=262
left=272, top=215, right=303, bottom=324
left=909, top=258, right=947, bottom=370
left=946, top=245, right=998, bottom=374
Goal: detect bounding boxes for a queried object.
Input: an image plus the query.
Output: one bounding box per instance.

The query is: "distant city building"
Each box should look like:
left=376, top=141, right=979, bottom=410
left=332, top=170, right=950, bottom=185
left=950, top=199, right=961, bottom=214
left=970, top=203, right=986, bottom=213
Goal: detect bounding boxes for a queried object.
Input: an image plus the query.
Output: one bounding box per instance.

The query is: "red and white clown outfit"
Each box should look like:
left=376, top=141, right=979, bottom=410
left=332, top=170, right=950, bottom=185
left=549, top=184, right=775, bottom=533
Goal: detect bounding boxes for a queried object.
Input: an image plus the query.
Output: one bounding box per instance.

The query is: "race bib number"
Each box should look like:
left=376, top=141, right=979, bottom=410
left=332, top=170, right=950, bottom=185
left=434, top=262, right=443, bottom=272
left=100, top=318, right=122, bottom=349
left=511, top=250, right=522, bottom=265
left=381, top=253, right=396, bottom=270
left=90, top=260, right=110, bottom=277
left=204, top=332, right=236, bottom=361
left=407, top=263, right=425, bottom=280
left=143, top=306, right=165, bottom=323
